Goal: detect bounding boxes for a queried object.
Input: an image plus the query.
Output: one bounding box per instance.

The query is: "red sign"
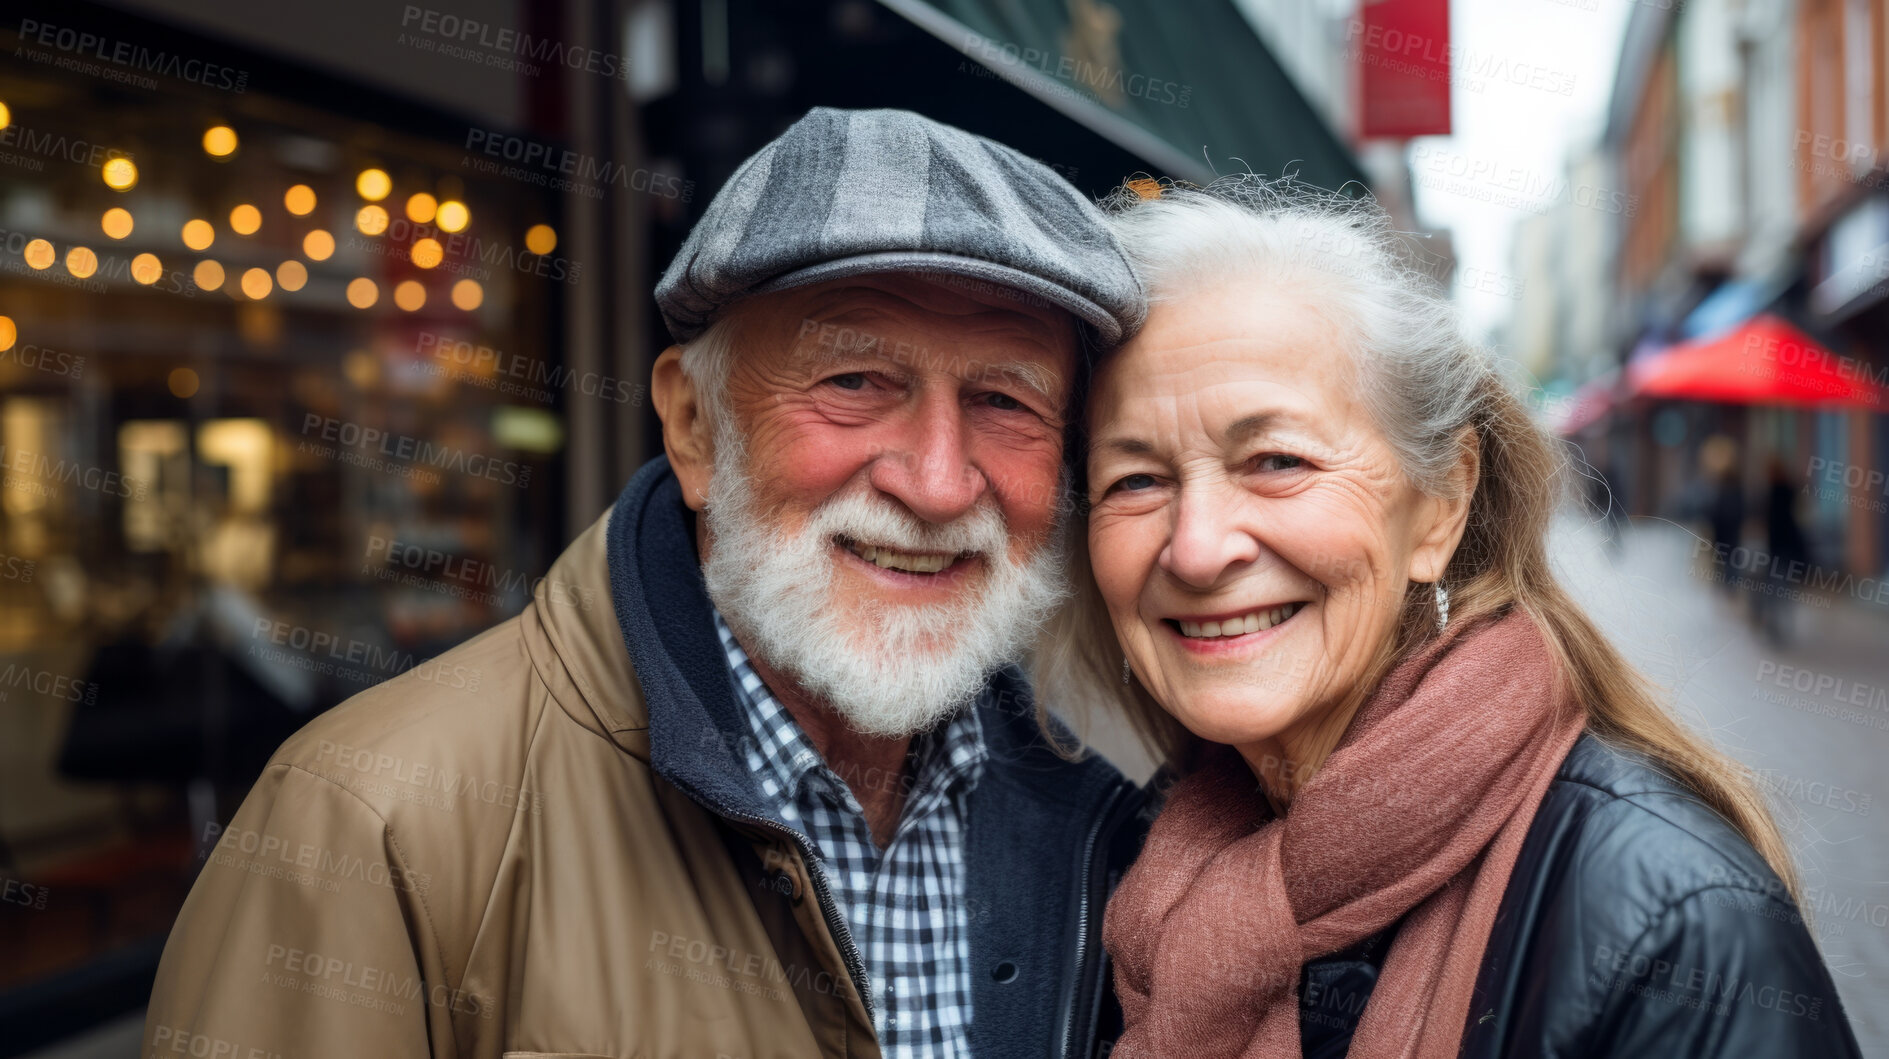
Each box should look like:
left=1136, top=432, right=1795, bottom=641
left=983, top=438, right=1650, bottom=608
left=1353, top=0, right=1452, bottom=139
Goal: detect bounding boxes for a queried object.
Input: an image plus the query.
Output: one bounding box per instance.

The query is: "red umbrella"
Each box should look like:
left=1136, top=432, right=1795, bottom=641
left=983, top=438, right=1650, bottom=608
left=1626, top=314, right=1887, bottom=408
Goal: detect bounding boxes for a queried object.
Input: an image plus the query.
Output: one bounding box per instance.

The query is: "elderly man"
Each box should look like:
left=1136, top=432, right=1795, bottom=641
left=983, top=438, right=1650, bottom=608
left=145, top=108, right=1149, bottom=1058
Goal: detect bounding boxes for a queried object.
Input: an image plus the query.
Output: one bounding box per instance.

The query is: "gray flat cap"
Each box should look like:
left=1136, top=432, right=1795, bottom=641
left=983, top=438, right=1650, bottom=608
left=655, top=107, right=1145, bottom=346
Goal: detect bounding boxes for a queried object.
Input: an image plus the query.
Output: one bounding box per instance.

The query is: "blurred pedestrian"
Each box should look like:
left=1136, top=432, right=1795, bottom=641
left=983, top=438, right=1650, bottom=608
left=1701, top=434, right=1744, bottom=597
left=1755, top=455, right=1811, bottom=644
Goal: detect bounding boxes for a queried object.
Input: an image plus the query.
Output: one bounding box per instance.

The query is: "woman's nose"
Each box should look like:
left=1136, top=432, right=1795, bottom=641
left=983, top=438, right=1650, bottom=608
left=1159, top=482, right=1261, bottom=589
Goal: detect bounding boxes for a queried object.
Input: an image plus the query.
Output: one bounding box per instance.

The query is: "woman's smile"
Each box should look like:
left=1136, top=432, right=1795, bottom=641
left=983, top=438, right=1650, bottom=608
left=1161, top=600, right=1309, bottom=655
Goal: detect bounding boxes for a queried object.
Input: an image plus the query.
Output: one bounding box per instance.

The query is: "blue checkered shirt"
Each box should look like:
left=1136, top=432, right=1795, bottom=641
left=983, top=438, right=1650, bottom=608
left=714, top=610, right=986, bottom=1058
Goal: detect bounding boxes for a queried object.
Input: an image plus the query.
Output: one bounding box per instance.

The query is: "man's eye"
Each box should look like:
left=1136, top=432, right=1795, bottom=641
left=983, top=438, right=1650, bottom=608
left=826, top=373, right=868, bottom=390
left=983, top=392, right=1024, bottom=411
left=1255, top=454, right=1305, bottom=472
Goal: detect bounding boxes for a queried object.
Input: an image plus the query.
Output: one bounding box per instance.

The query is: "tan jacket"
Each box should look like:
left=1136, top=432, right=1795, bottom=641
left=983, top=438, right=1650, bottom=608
left=146, top=511, right=879, bottom=1059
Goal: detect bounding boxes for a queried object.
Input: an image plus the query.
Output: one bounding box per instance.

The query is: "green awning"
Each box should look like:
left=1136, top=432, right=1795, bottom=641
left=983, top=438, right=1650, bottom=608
left=877, top=0, right=1366, bottom=192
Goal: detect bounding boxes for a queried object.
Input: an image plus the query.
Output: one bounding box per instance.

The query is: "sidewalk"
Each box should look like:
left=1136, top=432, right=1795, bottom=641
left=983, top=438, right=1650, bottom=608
left=1552, top=514, right=1889, bottom=1055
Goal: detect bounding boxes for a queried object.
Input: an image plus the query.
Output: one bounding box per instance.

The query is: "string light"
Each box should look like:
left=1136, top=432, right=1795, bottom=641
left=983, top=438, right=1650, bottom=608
left=451, top=279, right=484, bottom=310
left=193, top=259, right=225, bottom=291
left=202, top=126, right=238, bottom=157
left=101, top=208, right=134, bottom=239
left=182, top=220, right=215, bottom=251
left=230, top=204, right=262, bottom=236
left=102, top=157, right=137, bottom=190
left=524, top=224, right=557, bottom=255
left=406, top=193, right=438, bottom=224
left=302, top=229, right=335, bottom=261
left=65, top=246, right=98, bottom=279
left=23, top=239, right=54, bottom=270
left=284, top=185, right=317, bottom=215
left=131, top=253, right=163, bottom=285
left=393, top=280, right=426, bottom=311
left=346, top=277, right=378, bottom=308
left=435, top=200, right=469, bottom=232
left=411, top=238, right=443, bottom=269
left=275, top=260, right=308, bottom=292
left=355, top=168, right=391, bottom=201
left=240, top=268, right=273, bottom=299
left=355, top=204, right=389, bottom=236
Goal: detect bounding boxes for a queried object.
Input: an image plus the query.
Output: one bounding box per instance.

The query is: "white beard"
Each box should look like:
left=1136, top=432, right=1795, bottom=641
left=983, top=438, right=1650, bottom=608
left=700, top=444, right=1070, bottom=739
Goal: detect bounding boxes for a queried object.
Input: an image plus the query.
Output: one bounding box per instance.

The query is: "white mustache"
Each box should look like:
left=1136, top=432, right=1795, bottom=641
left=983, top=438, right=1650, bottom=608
left=807, top=488, right=1008, bottom=559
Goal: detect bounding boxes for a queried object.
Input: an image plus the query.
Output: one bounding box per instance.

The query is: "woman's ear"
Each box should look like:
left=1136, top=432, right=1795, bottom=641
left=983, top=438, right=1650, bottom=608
left=650, top=347, right=715, bottom=512
left=1408, top=427, right=1480, bottom=583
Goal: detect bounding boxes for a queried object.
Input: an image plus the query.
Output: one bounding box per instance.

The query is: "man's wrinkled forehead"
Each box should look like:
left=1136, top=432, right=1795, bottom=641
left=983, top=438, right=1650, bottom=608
left=776, top=280, right=1075, bottom=401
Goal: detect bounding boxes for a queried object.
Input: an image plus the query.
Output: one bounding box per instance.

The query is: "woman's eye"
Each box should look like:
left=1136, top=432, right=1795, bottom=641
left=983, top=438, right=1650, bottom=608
left=1111, top=473, right=1157, bottom=493
left=1255, top=454, right=1305, bottom=472
left=826, top=373, right=868, bottom=391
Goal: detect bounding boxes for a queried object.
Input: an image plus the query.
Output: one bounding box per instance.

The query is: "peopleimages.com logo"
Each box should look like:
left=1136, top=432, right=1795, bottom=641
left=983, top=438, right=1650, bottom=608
left=298, top=414, right=532, bottom=488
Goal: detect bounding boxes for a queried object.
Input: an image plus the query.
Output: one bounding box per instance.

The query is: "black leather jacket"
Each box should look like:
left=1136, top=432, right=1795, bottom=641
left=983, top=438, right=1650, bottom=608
left=1299, top=733, right=1863, bottom=1058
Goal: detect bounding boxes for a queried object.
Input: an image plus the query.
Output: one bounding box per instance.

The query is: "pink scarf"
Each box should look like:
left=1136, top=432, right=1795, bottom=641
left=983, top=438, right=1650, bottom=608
left=1103, top=610, right=1585, bottom=1059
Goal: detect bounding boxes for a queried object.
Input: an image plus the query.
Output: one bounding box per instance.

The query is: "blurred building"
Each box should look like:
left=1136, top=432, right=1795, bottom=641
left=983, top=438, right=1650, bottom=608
left=1539, top=0, right=1889, bottom=583
left=0, top=0, right=1366, bottom=1050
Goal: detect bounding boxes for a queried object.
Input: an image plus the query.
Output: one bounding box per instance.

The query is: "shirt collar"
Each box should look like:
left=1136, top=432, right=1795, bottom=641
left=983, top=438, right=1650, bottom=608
left=712, top=608, right=987, bottom=812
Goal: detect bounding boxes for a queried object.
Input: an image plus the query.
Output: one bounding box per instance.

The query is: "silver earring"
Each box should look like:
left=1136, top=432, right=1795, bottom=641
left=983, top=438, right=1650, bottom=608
left=1435, top=581, right=1450, bottom=632
left=1122, top=656, right=1132, bottom=685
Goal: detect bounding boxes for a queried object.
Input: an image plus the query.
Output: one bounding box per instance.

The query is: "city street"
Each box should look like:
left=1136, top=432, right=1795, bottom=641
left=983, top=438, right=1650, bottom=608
left=1554, top=514, right=1889, bottom=1055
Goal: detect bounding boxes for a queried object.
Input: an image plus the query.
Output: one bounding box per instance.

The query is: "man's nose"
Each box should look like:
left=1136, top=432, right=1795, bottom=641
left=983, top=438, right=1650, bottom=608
left=1159, top=480, right=1260, bottom=589
left=867, top=391, right=989, bottom=524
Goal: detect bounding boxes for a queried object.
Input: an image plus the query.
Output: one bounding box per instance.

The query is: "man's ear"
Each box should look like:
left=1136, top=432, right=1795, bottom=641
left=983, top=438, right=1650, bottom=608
left=1408, top=427, right=1480, bottom=584
left=650, top=347, right=715, bottom=512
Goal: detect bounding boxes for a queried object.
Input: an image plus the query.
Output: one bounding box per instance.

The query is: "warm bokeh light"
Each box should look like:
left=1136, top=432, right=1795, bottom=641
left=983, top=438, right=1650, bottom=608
left=436, top=200, right=469, bottom=232
left=102, top=157, right=137, bottom=190
left=284, top=184, right=317, bottom=215
left=524, top=224, right=557, bottom=255
left=101, top=207, right=134, bottom=239
left=342, top=349, right=379, bottom=388
left=393, top=280, right=426, bottom=311
left=355, top=168, right=391, bottom=201
left=355, top=204, right=389, bottom=236
left=406, top=193, right=438, bottom=224
left=64, top=246, right=97, bottom=279
left=275, top=260, right=308, bottom=292
left=182, top=219, right=215, bottom=251
left=0, top=316, right=14, bottom=352
left=23, top=239, right=54, bottom=270
left=451, top=278, right=484, bottom=311
left=193, top=259, right=225, bottom=291
left=230, top=204, right=262, bottom=236
left=240, top=268, right=273, bottom=299
left=131, top=253, right=163, bottom=285
left=0, top=102, right=10, bottom=131
left=202, top=126, right=238, bottom=157
left=169, top=367, right=200, bottom=398
left=302, top=229, right=335, bottom=261
left=345, top=277, right=379, bottom=308
left=410, top=238, right=443, bottom=269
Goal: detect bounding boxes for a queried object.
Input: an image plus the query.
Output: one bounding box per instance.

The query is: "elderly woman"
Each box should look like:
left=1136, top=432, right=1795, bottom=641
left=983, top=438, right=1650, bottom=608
left=1038, top=181, right=1862, bottom=1058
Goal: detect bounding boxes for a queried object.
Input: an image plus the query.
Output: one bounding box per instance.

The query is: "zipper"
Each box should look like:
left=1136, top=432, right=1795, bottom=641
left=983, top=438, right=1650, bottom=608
left=712, top=801, right=875, bottom=1027
left=1057, top=780, right=1134, bottom=1059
